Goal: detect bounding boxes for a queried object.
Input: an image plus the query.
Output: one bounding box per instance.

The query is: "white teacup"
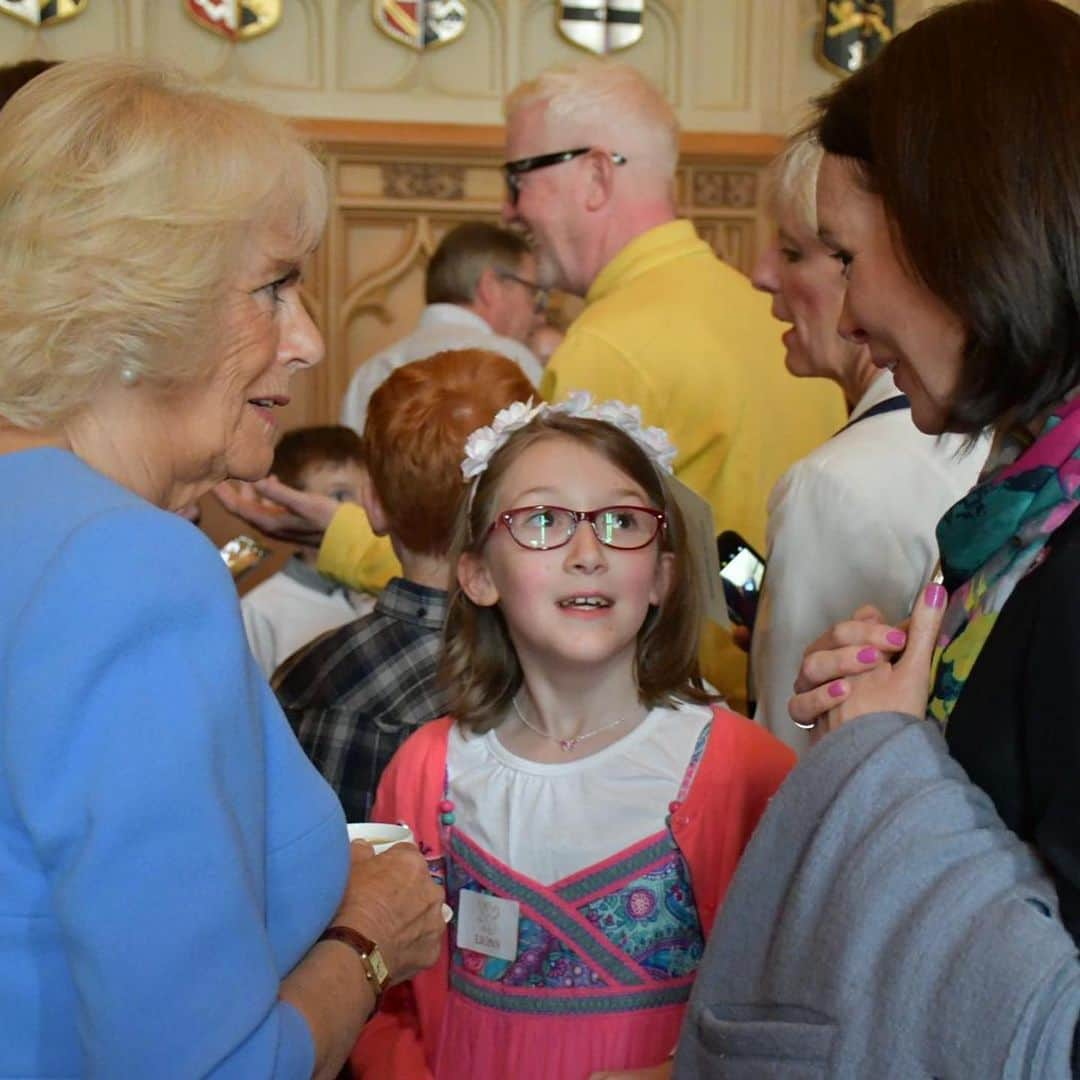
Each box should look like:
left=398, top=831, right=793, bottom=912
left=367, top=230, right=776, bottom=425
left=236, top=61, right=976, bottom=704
left=346, top=822, right=415, bottom=855
left=347, top=822, right=453, bottom=923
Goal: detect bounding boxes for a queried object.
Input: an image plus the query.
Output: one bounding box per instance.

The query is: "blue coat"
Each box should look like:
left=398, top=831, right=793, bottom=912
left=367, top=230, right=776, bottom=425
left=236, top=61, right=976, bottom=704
left=1, top=449, right=347, bottom=1077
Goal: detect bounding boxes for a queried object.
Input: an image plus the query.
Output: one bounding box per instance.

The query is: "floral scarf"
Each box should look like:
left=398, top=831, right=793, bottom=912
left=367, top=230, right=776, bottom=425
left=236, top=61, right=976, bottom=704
left=928, top=395, right=1080, bottom=729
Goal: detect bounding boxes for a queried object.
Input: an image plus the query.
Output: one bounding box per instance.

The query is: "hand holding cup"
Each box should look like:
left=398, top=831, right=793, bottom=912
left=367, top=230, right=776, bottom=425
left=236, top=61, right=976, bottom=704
left=333, top=829, right=445, bottom=986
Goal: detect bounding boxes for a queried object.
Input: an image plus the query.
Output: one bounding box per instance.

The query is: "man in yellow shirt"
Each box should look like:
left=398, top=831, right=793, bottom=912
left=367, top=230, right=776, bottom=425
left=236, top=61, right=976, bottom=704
left=500, top=61, right=844, bottom=707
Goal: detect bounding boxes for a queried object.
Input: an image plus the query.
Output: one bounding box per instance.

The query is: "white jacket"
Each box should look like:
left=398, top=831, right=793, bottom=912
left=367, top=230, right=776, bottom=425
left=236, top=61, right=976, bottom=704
left=751, top=372, right=987, bottom=753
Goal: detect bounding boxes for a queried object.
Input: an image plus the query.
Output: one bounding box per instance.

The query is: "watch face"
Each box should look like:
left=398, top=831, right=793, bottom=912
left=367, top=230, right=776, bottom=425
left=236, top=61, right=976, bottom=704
left=367, top=946, right=391, bottom=989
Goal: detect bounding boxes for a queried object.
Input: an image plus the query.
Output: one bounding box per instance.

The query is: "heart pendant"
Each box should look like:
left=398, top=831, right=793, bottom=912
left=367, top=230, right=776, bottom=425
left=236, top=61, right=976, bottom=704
left=559, top=738, right=578, bottom=751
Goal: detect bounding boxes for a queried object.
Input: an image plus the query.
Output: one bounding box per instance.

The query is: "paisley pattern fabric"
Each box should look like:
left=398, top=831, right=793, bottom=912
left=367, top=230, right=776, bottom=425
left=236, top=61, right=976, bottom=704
left=446, top=830, right=704, bottom=1015
left=442, top=724, right=709, bottom=1016
left=929, top=396, right=1080, bottom=728
left=580, top=858, right=703, bottom=979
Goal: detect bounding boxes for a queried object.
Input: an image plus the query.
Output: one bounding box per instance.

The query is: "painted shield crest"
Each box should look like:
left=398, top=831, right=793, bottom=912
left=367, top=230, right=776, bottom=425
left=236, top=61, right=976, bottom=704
left=558, top=0, right=643, bottom=56
left=185, top=0, right=281, bottom=42
left=816, top=0, right=895, bottom=77
left=0, top=0, right=88, bottom=27
left=372, top=0, right=467, bottom=51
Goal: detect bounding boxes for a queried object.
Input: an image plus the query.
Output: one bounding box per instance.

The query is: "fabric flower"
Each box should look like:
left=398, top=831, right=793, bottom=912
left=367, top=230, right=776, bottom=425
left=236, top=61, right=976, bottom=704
left=459, top=392, right=679, bottom=482
left=491, top=398, right=538, bottom=434
left=461, top=425, right=500, bottom=479
left=556, top=389, right=593, bottom=417
left=639, top=425, right=678, bottom=474
left=591, top=400, right=642, bottom=432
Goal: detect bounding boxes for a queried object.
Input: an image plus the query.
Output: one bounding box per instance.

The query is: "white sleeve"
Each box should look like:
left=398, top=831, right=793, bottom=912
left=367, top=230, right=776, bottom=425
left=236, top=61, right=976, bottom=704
left=241, top=588, right=279, bottom=678
left=339, top=351, right=397, bottom=434
left=752, top=459, right=928, bottom=753
left=493, top=336, right=544, bottom=388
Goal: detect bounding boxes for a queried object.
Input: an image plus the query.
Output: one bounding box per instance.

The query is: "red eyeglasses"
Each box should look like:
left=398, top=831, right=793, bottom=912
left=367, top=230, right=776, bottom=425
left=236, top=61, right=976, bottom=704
left=487, top=504, right=665, bottom=551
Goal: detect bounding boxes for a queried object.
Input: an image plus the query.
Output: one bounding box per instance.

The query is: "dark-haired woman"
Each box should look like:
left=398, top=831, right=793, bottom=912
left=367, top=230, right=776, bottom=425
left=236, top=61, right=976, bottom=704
left=676, top=2, right=1080, bottom=1075
left=798, top=0, right=1080, bottom=936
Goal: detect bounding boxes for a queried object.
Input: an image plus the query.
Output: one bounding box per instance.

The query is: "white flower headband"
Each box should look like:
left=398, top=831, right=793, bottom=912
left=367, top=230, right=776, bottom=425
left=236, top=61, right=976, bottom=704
left=460, top=391, right=678, bottom=482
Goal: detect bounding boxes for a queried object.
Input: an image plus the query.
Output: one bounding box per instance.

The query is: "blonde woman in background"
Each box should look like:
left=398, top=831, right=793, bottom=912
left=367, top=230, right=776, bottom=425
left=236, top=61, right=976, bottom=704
left=748, top=131, right=985, bottom=754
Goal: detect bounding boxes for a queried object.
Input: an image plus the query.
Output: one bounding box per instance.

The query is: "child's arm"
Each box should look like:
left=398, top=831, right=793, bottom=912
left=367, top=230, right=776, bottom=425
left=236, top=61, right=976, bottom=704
left=317, top=501, right=400, bottom=592
left=213, top=479, right=402, bottom=593
left=349, top=981, right=432, bottom=1080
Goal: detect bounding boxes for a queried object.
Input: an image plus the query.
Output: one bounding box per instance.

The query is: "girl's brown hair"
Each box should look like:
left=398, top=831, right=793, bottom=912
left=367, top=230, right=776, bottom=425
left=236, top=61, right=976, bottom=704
left=441, top=412, right=714, bottom=732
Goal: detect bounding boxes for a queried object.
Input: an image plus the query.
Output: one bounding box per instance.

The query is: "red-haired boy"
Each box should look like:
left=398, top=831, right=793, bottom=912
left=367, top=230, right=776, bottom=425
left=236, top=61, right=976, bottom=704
left=274, top=349, right=535, bottom=820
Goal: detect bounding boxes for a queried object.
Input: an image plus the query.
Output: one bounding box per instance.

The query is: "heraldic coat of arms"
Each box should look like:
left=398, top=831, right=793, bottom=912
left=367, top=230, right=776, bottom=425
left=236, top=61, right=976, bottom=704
left=373, top=0, right=467, bottom=50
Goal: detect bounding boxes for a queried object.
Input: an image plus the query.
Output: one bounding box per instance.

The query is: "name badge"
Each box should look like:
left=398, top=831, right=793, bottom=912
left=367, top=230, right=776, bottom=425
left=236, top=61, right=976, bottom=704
left=456, top=889, right=520, bottom=962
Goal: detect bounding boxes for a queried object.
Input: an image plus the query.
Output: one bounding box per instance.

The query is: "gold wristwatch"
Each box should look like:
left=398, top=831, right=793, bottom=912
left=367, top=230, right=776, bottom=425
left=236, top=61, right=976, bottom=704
left=319, top=926, right=391, bottom=1008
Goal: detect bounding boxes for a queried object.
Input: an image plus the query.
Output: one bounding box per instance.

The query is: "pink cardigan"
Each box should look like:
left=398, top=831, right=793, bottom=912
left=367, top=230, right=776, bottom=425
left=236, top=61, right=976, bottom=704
left=351, top=707, right=795, bottom=1078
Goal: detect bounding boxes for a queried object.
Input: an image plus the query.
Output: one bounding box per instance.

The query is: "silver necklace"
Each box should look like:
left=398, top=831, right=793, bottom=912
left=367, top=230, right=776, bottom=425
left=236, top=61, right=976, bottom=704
left=511, top=695, right=631, bottom=752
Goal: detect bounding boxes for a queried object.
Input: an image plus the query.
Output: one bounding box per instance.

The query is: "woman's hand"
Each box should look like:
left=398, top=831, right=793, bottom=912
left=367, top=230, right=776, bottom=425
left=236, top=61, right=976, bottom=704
left=334, top=841, right=446, bottom=985
left=790, top=584, right=947, bottom=740
left=588, top=1062, right=673, bottom=1080
left=281, top=841, right=443, bottom=1080
left=787, top=604, right=907, bottom=728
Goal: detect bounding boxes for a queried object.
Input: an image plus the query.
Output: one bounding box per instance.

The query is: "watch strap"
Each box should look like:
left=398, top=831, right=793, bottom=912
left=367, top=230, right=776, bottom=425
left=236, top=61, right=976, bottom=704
left=318, top=925, right=391, bottom=1009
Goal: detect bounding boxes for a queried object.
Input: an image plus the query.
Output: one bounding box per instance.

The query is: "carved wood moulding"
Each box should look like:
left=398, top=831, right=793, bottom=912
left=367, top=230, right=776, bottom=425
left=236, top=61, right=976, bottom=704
left=293, top=118, right=782, bottom=163
left=381, top=163, right=467, bottom=200
left=691, top=169, right=759, bottom=210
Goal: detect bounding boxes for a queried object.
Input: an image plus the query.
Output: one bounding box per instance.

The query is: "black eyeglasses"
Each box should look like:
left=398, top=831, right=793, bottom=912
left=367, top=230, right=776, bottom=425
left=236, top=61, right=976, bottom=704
left=503, top=147, right=628, bottom=206
left=487, top=505, right=665, bottom=551
left=495, top=269, right=550, bottom=313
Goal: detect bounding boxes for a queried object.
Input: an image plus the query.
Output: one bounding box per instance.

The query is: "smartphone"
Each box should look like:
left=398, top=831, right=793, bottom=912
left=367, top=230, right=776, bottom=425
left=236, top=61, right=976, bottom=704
left=716, top=530, right=766, bottom=630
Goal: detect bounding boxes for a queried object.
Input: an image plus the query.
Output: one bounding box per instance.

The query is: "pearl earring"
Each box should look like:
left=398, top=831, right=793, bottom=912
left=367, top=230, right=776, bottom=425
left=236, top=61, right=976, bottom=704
left=119, top=367, right=140, bottom=387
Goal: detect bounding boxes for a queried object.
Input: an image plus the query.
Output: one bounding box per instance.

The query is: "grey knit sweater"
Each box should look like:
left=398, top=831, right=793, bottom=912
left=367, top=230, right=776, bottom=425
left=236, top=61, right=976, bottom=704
left=675, top=712, right=1080, bottom=1079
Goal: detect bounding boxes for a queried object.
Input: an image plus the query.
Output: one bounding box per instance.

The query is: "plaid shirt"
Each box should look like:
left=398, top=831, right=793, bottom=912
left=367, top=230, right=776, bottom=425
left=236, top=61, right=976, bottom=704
left=273, top=577, right=447, bottom=822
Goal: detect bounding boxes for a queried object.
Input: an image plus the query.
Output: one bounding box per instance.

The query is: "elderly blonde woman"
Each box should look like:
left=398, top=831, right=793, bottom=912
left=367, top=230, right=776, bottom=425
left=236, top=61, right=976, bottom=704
left=746, top=130, right=984, bottom=754
left=0, top=60, right=443, bottom=1078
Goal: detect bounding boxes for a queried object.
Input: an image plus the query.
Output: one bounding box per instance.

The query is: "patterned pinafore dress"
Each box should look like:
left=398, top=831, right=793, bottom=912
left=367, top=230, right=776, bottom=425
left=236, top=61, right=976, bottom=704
left=431, top=723, right=712, bottom=1079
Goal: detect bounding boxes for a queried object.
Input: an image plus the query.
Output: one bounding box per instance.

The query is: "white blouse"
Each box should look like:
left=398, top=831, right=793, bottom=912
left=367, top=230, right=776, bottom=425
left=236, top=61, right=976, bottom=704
left=447, top=702, right=712, bottom=885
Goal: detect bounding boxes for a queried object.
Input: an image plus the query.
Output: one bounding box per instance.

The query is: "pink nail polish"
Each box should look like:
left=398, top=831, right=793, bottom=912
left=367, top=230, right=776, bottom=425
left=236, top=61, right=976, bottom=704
left=828, top=681, right=847, bottom=698
left=856, top=646, right=880, bottom=663
left=924, top=583, right=947, bottom=609
left=886, top=630, right=907, bottom=647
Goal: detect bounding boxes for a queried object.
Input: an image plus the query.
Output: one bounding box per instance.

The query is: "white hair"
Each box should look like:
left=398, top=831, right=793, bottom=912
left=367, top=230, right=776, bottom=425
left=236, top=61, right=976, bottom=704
left=765, top=127, right=824, bottom=232
left=505, top=61, right=678, bottom=181
left=0, top=57, right=326, bottom=429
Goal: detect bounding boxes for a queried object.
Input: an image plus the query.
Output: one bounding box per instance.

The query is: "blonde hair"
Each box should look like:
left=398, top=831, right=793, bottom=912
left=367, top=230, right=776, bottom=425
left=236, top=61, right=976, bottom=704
left=441, top=413, right=713, bottom=733
left=0, top=58, right=326, bottom=429
left=505, top=61, right=678, bottom=181
left=765, top=127, right=824, bottom=233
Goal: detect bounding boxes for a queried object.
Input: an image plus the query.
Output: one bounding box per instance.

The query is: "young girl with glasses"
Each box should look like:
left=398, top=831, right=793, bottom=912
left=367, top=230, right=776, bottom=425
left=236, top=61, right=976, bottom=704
left=350, top=395, right=794, bottom=1080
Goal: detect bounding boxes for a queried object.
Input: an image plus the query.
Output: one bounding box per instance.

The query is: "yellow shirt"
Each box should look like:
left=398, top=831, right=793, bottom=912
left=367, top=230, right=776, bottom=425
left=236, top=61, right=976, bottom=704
left=316, top=502, right=400, bottom=594
left=542, top=219, right=846, bottom=708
